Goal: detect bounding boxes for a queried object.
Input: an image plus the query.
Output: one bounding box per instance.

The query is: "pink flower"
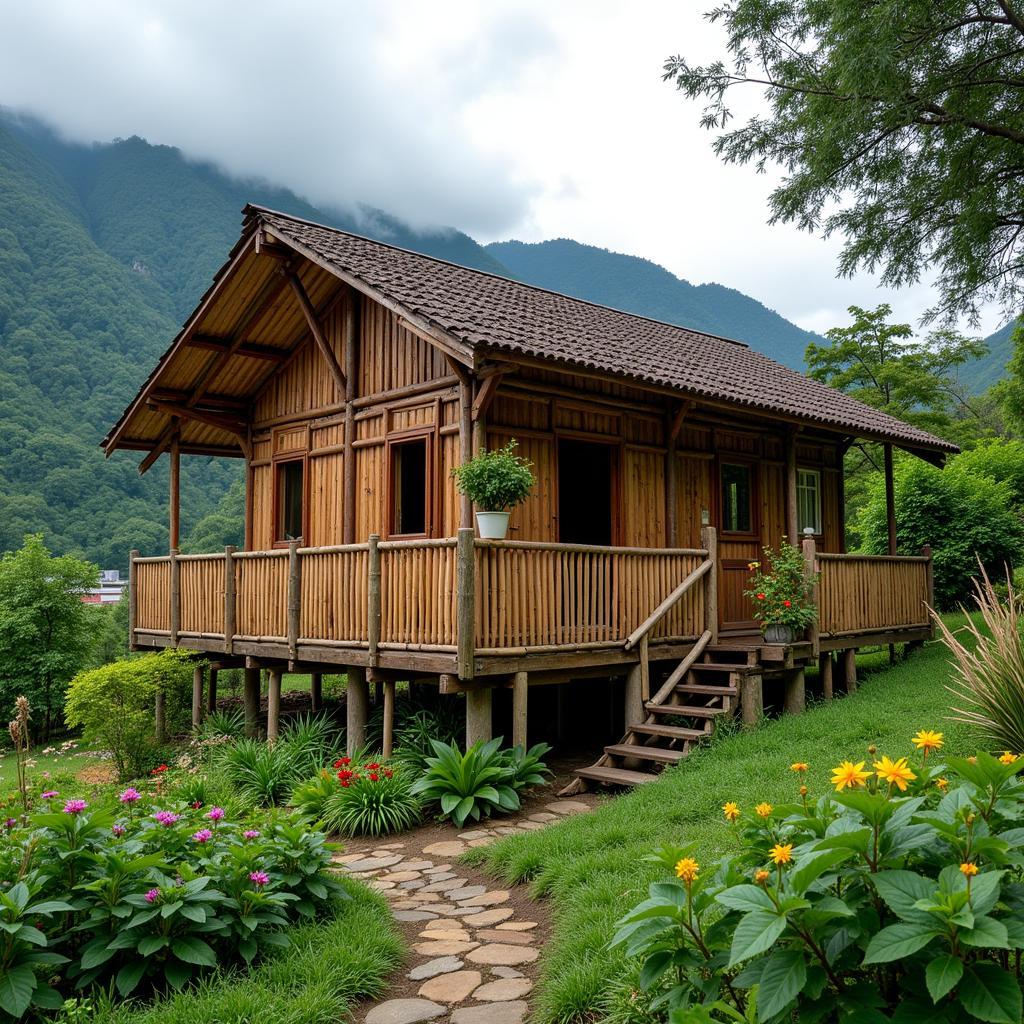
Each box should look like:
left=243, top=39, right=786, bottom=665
left=206, top=806, right=225, bottom=823
left=249, top=870, right=270, bottom=887
left=243, top=830, right=261, bottom=841
left=40, top=790, right=58, bottom=800
left=119, top=788, right=141, bottom=803
left=192, top=828, right=213, bottom=844
left=63, top=799, right=88, bottom=815
left=3, top=818, right=16, bottom=829
left=112, top=824, right=126, bottom=837
left=144, top=888, right=160, bottom=904
left=153, top=811, right=180, bottom=827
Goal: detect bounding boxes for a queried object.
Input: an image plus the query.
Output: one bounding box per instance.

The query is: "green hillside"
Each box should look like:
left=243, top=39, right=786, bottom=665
left=960, top=318, right=1021, bottom=393
left=486, top=238, right=823, bottom=368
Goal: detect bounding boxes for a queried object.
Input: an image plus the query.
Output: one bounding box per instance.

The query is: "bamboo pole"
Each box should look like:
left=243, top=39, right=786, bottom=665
left=459, top=377, right=473, bottom=529
left=368, top=534, right=381, bottom=666
left=343, top=292, right=358, bottom=544
left=382, top=680, right=395, bottom=758
left=169, top=548, right=180, bottom=646
left=884, top=443, right=897, bottom=555
left=700, top=525, right=718, bottom=644
left=922, top=544, right=935, bottom=638
left=803, top=534, right=819, bottom=656
left=456, top=529, right=476, bottom=680
left=224, top=545, right=236, bottom=654
left=128, top=549, right=139, bottom=651
left=287, top=540, right=301, bottom=661
left=169, top=429, right=181, bottom=551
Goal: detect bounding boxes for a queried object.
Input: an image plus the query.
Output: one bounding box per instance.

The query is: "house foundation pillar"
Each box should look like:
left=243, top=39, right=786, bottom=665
left=267, top=669, right=282, bottom=743
left=740, top=673, right=762, bottom=728
left=466, top=686, right=492, bottom=749
left=207, top=668, right=218, bottom=713
left=784, top=668, right=806, bottom=715
left=512, top=671, right=528, bottom=749
left=624, top=664, right=644, bottom=729
left=243, top=667, right=261, bottom=737
left=192, top=664, right=204, bottom=730
left=842, top=649, right=858, bottom=694
left=310, top=673, right=322, bottom=712
left=819, top=653, right=833, bottom=701
left=347, top=667, right=369, bottom=756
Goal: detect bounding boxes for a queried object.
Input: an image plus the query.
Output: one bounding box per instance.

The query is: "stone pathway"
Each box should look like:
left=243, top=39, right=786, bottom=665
left=333, top=800, right=592, bottom=1024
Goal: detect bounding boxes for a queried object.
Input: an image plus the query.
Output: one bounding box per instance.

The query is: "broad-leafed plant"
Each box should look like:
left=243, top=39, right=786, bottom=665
left=451, top=440, right=535, bottom=512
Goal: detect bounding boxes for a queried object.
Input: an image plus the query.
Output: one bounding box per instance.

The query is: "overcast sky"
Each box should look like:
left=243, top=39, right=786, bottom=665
left=0, top=0, right=1006, bottom=337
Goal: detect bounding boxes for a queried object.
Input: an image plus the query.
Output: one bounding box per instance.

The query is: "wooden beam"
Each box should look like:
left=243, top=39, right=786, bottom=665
left=668, top=400, right=692, bottom=443
left=471, top=371, right=504, bottom=421
left=343, top=291, right=359, bottom=544
left=169, top=429, right=181, bottom=550
left=139, top=421, right=176, bottom=476
left=287, top=271, right=347, bottom=396
left=147, top=400, right=248, bottom=438
left=785, top=429, right=799, bottom=542
left=150, top=388, right=249, bottom=411
left=884, top=443, right=897, bottom=555
left=186, top=334, right=287, bottom=363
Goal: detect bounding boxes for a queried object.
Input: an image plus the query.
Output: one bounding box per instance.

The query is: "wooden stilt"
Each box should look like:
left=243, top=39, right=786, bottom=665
left=243, top=667, right=261, bottom=738
left=884, top=443, right=897, bottom=555
left=624, top=663, right=644, bottom=728
left=382, top=681, right=396, bottom=758
left=310, top=673, right=323, bottom=712
left=168, top=428, right=181, bottom=551
left=346, top=667, right=369, bottom=756
left=741, top=673, right=763, bottom=728
left=842, top=649, right=858, bottom=694
left=192, top=664, right=204, bottom=730
left=784, top=668, right=806, bottom=715
left=267, top=669, right=282, bottom=743
left=207, top=668, right=218, bottom=713
left=819, top=653, right=833, bottom=701
left=512, top=671, right=528, bottom=749
left=466, top=686, right=492, bottom=748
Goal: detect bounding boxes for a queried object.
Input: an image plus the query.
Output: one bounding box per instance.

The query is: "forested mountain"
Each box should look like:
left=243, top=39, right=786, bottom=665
left=486, top=238, right=822, bottom=368
left=960, top=319, right=1021, bottom=393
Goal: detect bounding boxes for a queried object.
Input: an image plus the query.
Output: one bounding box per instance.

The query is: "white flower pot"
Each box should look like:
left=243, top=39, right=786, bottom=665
left=475, top=511, right=510, bottom=540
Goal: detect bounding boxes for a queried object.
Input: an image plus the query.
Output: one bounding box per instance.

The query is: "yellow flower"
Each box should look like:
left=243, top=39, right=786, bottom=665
left=790, top=762, right=809, bottom=773
left=754, top=869, right=771, bottom=885
left=755, top=802, right=773, bottom=818
left=935, top=777, right=949, bottom=791
left=769, top=843, right=793, bottom=865
left=912, top=730, right=944, bottom=755
left=831, top=760, right=872, bottom=792
left=747, top=561, right=760, bottom=571
left=722, top=801, right=741, bottom=823
left=999, top=751, right=1019, bottom=765
left=874, top=755, right=917, bottom=792
left=960, top=862, right=979, bottom=877
left=675, top=857, right=699, bottom=885
left=967, top=756, right=978, bottom=764
left=799, top=785, right=809, bottom=796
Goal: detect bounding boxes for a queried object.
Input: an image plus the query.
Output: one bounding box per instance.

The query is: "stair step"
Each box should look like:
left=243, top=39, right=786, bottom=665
left=631, top=723, right=708, bottom=741
left=605, top=743, right=688, bottom=764
left=689, top=663, right=755, bottom=676
left=675, top=682, right=738, bottom=696
left=576, top=765, right=659, bottom=786
left=647, top=703, right=726, bottom=718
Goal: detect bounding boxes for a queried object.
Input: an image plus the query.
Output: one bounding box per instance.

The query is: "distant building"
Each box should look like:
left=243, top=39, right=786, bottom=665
left=82, top=569, right=126, bottom=605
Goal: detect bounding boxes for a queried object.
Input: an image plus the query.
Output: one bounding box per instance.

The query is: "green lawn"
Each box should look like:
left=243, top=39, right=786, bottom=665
left=0, top=742, right=105, bottom=788
left=471, top=622, right=980, bottom=1024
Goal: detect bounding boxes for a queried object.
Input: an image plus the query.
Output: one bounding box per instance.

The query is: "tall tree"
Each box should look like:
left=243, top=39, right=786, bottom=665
left=664, top=1, right=1024, bottom=322
left=0, top=535, right=100, bottom=738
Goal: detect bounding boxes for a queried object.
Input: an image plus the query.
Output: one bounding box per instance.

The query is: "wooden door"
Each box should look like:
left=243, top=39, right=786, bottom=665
left=715, top=458, right=760, bottom=632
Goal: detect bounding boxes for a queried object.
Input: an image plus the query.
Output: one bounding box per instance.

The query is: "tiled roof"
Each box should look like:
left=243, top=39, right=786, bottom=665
left=253, top=205, right=956, bottom=456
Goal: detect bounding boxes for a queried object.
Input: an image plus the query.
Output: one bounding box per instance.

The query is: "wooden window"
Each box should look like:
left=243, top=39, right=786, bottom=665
left=275, top=458, right=305, bottom=542
left=390, top=437, right=429, bottom=537
left=797, top=468, right=822, bottom=536
left=720, top=462, right=753, bottom=534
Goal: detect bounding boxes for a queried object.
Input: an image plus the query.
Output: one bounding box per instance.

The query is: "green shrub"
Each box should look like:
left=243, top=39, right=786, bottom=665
left=320, top=760, right=421, bottom=837
left=199, top=708, right=244, bottom=741
left=291, top=769, right=339, bottom=823
left=412, top=737, right=520, bottom=827
left=858, top=456, right=1024, bottom=607
left=387, top=704, right=464, bottom=773
left=743, top=542, right=817, bottom=631
left=279, top=713, right=343, bottom=779
left=216, top=739, right=297, bottom=808
left=64, top=650, right=196, bottom=782
left=612, top=742, right=1024, bottom=1023
left=451, top=440, right=535, bottom=511
left=504, top=741, right=554, bottom=793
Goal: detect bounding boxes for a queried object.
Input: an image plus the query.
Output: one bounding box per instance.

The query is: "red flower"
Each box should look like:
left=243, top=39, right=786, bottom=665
left=190, top=800, right=203, bottom=809
left=756, top=593, right=766, bottom=601
left=337, top=769, right=354, bottom=782
left=366, top=762, right=380, bottom=771
left=368, top=772, right=379, bottom=782
left=332, top=757, right=351, bottom=769
left=783, top=599, right=792, bottom=607
left=151, top=765, right=169, bottom=775
left=339, top=780, right=350, bottom=788
left=383, top=768, right=394, bottom=779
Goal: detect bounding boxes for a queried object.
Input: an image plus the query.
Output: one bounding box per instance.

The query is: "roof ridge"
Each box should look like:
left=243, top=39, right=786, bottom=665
left=245, top=203, right=752, bottom=351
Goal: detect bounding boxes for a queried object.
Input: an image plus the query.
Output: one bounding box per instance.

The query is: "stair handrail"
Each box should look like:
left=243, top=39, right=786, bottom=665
left=646, top=630, right=712, bottom=706
left=623, top=556, right=713, bottom=651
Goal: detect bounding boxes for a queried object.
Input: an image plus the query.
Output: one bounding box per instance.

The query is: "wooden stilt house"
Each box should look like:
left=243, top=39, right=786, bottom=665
left=103, top=206, right=953, bottom=787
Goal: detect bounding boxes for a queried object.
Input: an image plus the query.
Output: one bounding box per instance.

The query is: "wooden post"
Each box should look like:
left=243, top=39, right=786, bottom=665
left=819, top=653, right=833, bottom=701
left=740, top=672, right=762, bottom=728
left=638, top=634, right=650, bottom=703
left=169, top=548, right=180, bottom=646
left=207, top=668, right=218, bottom=713
left=310, top=673, right=323, bottom=712
left=266, top=668, right=282, bottom=743
left=459, top=377, right=473, bottom=529
left=382, top=681, right=396, bottom=758
left=343, top=291, right=359, bottom=545
left=192, top=664, right=204, bottom=729
left=922, top=544, right=935, bottom=637
left=785, top=430, right=798, bottom=542
left=837, top=442, right=848, bottom=552
left=243, top=667, right=261, bottom=738
left=802, top=534, right=819, bottom=657
left=128, top=549, right=139, bottom=651
left=456, top=528, right=476, bottom=680
left=466, top=686, right=492, bottom=748
left=700, top=524, right=718, bottom=645
left=346, top=667, right=370, bottom=756
left=169, top=429, right=181, bottom=551
left=154, top=689, right=166, bottom=744
left=512, top=671, right=528, bottom=749
left=367, top=535, right=381, bottom=667
left=223, top=545, right=236, bottom=654
left=884, top=443, right=897, bottom=555
left=287, top=540, right=301, bottom=661
left=784, top=668, right=806, bottom=715
left=842, top=649, right=858, bottom=694
left=666, top=413, right=678, bottom=548
left=624, top=663, right=644, bottom=729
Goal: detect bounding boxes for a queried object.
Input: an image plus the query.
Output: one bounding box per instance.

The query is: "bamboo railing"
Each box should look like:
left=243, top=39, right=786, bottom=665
left=379, top=539, right=459, bottom=649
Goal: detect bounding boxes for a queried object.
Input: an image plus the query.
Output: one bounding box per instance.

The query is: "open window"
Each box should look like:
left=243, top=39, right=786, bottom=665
left=390, top=436, right=430, bottom=537
left=797, top=468, right=822, bottom=536
left=719, top=462, right=754, bottom=534
left=557, top=439, right=616, bottom=545
left=275, top=458, right=305, bottom=542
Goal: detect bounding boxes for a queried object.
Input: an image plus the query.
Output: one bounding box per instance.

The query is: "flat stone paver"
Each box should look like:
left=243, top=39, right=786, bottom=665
left=466, top=944, right=539, bottom=967
left=446, top=885, right=487, bottom=900
left=413, top=940, right=480, bottom=956
left=418, top=970, right=483, bottom=1003
left=462, top=907, right=514, bottom=926
left=476, top=929, right=534, bottom=945
left=365, top=999, right=446, bottom=1024
left=422, top=841, right=466, bottom=858
left=346, top=854, right=405, bottom=872
left=460, top=890, right=509, bottom=907
left=473, top=978, right=533, bottom=1001
left=451, top=1001, right=528, bottom=1024
left=407, top=956, right=464, bottom=981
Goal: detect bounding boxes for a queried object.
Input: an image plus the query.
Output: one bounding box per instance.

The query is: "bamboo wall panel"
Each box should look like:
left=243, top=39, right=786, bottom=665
left=299, top=547, right=369, bottom=642
left=235, top=552, right=288, bottom=638
left=675, top=454, right=712, bottom=548
left=355, top=445, right=386, bottom=539
left=250, top=464, right=273, bottom=550
left=379, top=542, right=458, bottom=646
left=488, top=431, right=557, bottom=541
left=135, top=560, right=171, bottom=631
left=623, top=448, right=666, bottom=547
left=439, top=432, right=461, bottom=536
left=818, top=556, right=930, bottom=635
left=307, top=452, right=344, bottom=547
left=474, top=544, right=705, bottom=648
left=179, top=556, right=225, bottom=635
left=359, top=298, right=449, bottom=396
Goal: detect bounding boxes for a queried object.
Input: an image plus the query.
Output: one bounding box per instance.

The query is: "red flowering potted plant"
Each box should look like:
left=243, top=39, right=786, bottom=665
left=743, top=541, right=818, bottom=643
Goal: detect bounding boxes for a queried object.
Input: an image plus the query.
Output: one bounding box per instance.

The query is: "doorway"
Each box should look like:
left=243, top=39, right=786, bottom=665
left=557, top=439, right=616, bottom=545
left=715, top=459, right=760, bottom=632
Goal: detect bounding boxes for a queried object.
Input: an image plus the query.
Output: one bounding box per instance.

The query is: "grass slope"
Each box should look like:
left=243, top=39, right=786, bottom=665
left=473, top=630, right=976, bottom=1024
left=94, top=877, right=404, bottom=1024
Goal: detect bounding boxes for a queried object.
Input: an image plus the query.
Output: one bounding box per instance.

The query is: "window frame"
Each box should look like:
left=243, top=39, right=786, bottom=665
left=386, top=431, right=434, bottom=540
left=796, top=467, right=822, bottom=537
left=716, top=458, right=759, bottom=538
left=272, top=453, right=307, bottom=547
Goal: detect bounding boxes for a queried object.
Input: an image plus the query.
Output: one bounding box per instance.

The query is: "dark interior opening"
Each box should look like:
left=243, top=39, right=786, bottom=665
left=392, top=438, right=428, bottom=535
left=720, top=462, right=753, bottom=533
left=557, top=439, right=614, bottom=545
left=278, top=460, right=304, bottom=541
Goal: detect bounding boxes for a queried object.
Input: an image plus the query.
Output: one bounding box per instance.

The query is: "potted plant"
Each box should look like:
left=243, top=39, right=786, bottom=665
left=452, top=440, right=535, bottom=540
left=743, top=540, right=818, bottom=643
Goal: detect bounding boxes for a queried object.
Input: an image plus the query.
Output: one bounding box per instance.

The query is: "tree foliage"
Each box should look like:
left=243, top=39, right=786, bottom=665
left=0, top=535, right=100, bottom=737
left=665, top=0, right=1024, bottom=321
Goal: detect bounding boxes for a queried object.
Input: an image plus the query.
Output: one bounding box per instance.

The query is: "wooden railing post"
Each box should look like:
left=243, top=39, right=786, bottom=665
left=287, top=540, right=301, bottom=661
left=922, top=544, right=935, bottom=637
left=700, top=525, right=718, bottom=645
left=128, top=550, right=139, bottom=651
left=169, top=549, right=180, bottom=646
left=802, top=533, right=819, bottom=656
left=223, top=546, right=236, bottom=654
left=456, top=528, right=476, bottom=680
left=367, top=534, right=381, bottom=666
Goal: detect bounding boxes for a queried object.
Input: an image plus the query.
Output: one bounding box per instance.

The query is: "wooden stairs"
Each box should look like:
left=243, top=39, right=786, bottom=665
left=570, top=638, right=761, bottom=789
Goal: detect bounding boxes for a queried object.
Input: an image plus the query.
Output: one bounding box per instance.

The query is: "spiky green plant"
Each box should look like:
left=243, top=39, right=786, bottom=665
left=291, top=769, right=339, bottom=823
left=280, top=713, right=343, bottom=779
left=217, top=738, right=297, bottom=807
left=199, top=708, right=245, bottom=740
left=935, top=564, right=1024, bottom=753
left=502, top=741, right=553, bottom=793
left=321, top=766, right=421, bottom=837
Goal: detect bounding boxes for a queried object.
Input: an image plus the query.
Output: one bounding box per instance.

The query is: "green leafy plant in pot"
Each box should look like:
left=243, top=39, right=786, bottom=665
left=452, top=440, right=535, bottom=540
left=743, top=541, right=817, bottom=643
